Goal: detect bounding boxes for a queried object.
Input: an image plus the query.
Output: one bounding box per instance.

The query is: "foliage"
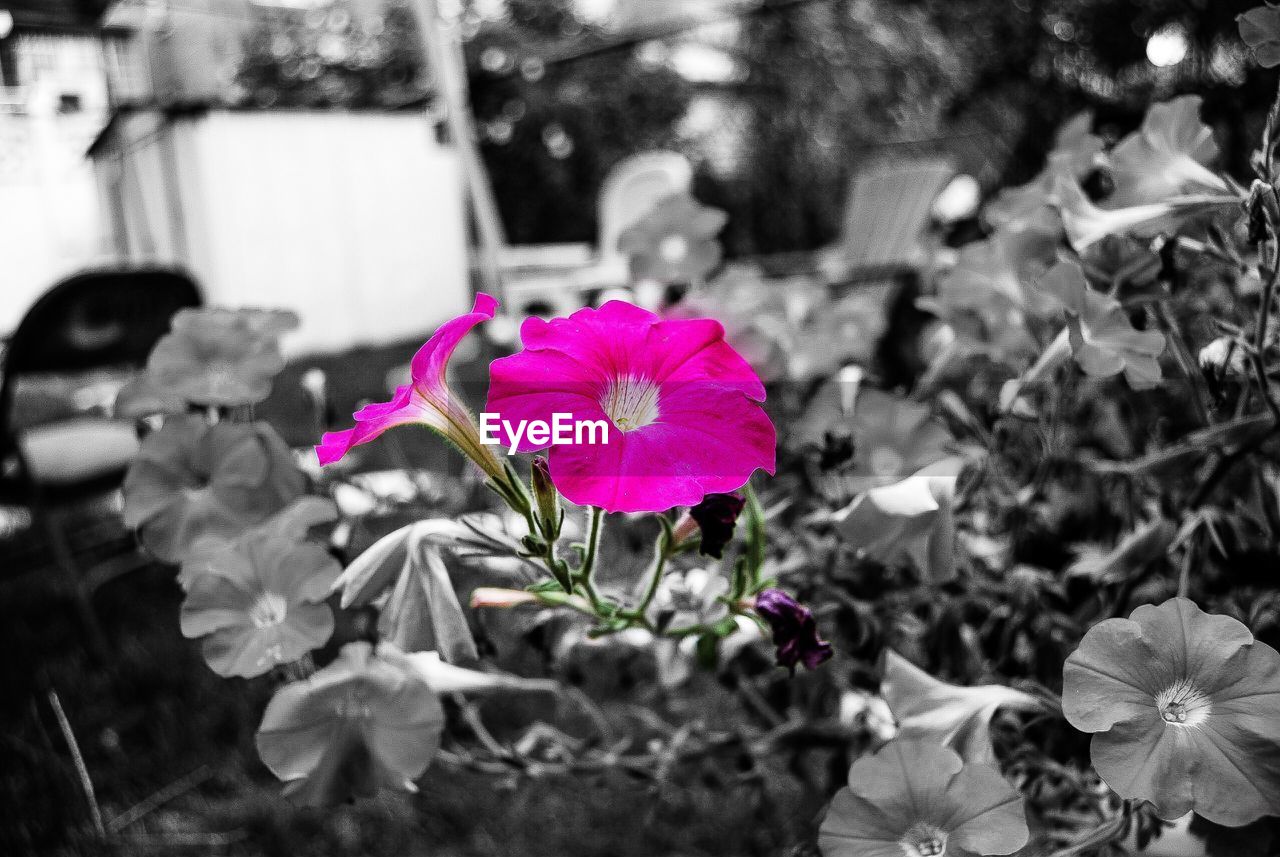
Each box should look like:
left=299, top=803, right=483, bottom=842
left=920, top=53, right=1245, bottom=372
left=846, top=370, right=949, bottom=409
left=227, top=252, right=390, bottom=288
left=63, top=7, right=1280, bottom=855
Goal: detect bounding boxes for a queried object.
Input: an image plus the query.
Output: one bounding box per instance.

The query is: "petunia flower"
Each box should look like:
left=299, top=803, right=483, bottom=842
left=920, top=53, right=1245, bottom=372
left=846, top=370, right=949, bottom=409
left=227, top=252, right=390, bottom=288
left=122, top=415, right=305, bottom=564
left=647, top=568, right=729, bottom=631
left=1105, top=95, right=1228, bottom=209
left=1035, top=259, right=1165, bottom=390
left=881, top=650, right=1041, bottom=765
left=835, top=465, right=961, bottom=584
left=751, top=588, right=832, bottom=672
left=179, top=528, right=340, bottom=677
left=255, top=641, right=444, bottom=806
left=485, top=301, right=776, bottom=513
left=146, top=307, right=298, bottom=407
left=316, top=295, right=504, bottom=481
left=618, top=192, right=728, bottom=285
left=1062, top=597, right=1280, bottom=826
left=819, top=740, right=1029, bottom=857
left=330, top=520, right=480, bottom=664
left=798, top=385, right=954, bottom=498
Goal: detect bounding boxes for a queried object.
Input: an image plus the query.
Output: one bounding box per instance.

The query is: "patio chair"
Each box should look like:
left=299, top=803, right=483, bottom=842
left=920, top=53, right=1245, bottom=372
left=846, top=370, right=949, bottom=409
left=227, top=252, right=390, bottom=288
left=501, top=151, right=694, bottom=316
left=0, top=266, right=201, bottom=653
left=819, top=157, right=957, bottom=288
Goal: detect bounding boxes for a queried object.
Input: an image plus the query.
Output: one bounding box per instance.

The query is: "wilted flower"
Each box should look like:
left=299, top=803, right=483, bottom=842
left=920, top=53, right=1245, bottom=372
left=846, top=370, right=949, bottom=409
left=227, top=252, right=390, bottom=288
left=751, top=588, right=832, bottom=672
left=618, top=192, right=727, bottom=284
left=316, top=295, right=504, bottom=481
left=147, top=307, right=298, bottom=407
left=331, top=520, right=479, bottom=663
left=684, top=492, right=745, bottom=558
left=255, top=641, right=445, bottom=806
left=819, top=741, right=1029, bottom=857
left=1062, top=597, right=1280, bottom=826
left=122, top=416, right=305, bottom=563
left=486, top=301, right=775, bottom=513
left=179, top=528, right=340, bottom=677
left=648, top=568, right=729, bottom=630
left=881, top=650, right=1041, bottom=765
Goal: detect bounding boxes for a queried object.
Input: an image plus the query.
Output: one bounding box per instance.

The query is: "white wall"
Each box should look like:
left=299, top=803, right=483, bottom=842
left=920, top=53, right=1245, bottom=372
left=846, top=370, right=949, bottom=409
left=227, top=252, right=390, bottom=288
left=98, top=109, right=472, bottom=355
left=0, top=32, right=112, bottom=336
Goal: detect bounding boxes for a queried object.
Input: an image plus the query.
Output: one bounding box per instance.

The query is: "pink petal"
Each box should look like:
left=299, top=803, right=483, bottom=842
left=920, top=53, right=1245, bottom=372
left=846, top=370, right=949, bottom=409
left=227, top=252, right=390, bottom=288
left=316, top=386, right=430, bottom=466
left=548, top=385, right=775, bottom=512
left=317, top=295, right=497, bottom=466
left=409, top=293, right=497, bottom=397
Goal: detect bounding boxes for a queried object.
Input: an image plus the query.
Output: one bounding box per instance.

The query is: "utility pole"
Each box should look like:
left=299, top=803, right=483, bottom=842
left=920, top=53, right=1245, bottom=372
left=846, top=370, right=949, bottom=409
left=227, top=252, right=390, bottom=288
left=410, top=0, right=507, bottom=303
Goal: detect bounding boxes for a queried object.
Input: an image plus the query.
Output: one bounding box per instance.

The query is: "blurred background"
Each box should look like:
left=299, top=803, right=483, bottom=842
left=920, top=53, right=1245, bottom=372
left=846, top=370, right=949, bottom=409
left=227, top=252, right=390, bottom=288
left=1, top=0, right=1273, bottom=349
left=2, top=1, right=1276, bottom=855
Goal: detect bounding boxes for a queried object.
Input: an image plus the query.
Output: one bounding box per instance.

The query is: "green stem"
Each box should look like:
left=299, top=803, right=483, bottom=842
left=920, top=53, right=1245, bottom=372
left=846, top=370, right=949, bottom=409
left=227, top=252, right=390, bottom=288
left=576, top=507, right=606, bottom=610
left=634, top=517, right=674, bottom=619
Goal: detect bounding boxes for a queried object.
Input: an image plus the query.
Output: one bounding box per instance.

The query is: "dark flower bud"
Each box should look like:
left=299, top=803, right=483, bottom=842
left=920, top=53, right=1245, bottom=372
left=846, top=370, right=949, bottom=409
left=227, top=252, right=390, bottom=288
left=530, top=456, right=560, bottom=541
left=688, top=492, right=746, bottom=559
left=752, top=588, right=833, bottom=673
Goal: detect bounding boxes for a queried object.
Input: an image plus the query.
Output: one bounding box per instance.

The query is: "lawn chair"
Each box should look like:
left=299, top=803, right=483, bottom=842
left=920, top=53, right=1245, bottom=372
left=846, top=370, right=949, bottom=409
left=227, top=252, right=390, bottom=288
left=819, top=157, right=956, bottom=288
left=0, top=266, right=201, bottom=653
left=500, top=151, right=694, bottom=317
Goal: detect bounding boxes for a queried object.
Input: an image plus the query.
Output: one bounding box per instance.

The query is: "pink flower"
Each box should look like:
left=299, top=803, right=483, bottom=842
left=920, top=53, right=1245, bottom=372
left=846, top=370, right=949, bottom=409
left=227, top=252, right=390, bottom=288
left=485, top=301, right=775, bottom=513
left=315, top=295, right=503, bottom=479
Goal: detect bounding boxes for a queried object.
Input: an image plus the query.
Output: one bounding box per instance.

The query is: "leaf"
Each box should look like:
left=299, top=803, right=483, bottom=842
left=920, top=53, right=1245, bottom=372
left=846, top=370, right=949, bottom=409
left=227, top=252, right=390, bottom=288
left=1066, top=519, right=1176, bottom=584
left=1107, top=96, right=1228, bottom=208
left=834, top=469, right=959, bottom=583
left=881, top=650, right=1042, bottom=764
left=334, top=520, right=479, bottom=663
left=1240, top=5, right=1280, bottom=68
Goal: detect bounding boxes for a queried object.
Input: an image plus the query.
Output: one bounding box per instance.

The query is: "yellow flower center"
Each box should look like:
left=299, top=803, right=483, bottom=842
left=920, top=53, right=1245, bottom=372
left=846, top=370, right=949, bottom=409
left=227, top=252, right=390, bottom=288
left=1155, top=679, right=1211, bottom=728
left=901, top=824, right=948, bottom=857
left=601, top=375, right=661, bottom=433
left=249, top=591, right=288, bottom=630
left=658, top=234, right=689, bottom=263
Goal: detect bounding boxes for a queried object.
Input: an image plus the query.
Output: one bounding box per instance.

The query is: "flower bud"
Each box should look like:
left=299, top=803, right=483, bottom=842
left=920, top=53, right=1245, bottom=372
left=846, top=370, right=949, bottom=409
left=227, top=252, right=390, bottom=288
left=530, top=456, right=561, bottom=541
left=470, top=587, right=538, bottom=608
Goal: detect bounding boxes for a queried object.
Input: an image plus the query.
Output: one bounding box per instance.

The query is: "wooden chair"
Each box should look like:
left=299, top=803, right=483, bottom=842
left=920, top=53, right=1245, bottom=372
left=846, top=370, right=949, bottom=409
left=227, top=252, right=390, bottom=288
left=819, top=157, right=957, bottom=288
left=0, top=266, right=201, bottom=652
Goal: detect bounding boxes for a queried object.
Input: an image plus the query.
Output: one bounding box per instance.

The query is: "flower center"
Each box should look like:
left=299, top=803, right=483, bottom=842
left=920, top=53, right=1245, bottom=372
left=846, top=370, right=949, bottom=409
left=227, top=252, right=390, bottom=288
left=900, top=824, right=948, bottom=857
left=601, top=375, right=661, bottom=433
left=658, top=235, right=689, bottom=263
left=334, top=688, right=373, bottom=719
left=1155, top=679, right=1211, bottom=728
left=249, top=591, right=288, bottom=630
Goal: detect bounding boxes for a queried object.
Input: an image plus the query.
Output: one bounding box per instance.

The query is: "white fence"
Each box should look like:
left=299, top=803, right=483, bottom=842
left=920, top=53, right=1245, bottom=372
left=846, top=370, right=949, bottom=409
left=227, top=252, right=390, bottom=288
left=91, top=108, right=471, bottom=354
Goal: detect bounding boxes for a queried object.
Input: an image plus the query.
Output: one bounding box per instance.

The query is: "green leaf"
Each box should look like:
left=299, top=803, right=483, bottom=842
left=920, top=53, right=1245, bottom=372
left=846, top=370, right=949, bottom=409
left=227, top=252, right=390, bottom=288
left=1241, top=5, right=1280, bottom=68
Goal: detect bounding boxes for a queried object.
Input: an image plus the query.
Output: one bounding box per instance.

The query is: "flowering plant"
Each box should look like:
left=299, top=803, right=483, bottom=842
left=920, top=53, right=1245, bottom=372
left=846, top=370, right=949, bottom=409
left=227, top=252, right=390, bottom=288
left=94, top=22, right=1280, bottom=853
